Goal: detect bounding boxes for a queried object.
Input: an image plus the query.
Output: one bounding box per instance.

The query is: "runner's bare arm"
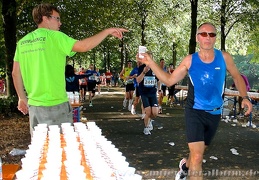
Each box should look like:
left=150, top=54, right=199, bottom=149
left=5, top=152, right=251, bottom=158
left=223, top=51, right=252, bottom=115
left=137, top=53, right=190, bottom=86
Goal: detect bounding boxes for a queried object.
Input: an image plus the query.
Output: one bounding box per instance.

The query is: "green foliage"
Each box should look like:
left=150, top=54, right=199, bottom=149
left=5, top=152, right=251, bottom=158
left=10, top=0, right=259, bottom=67
left=247, top=27, right=259, bottom=63
left=0, top=96, right=19, bottom=116
left=55, top=0, right=138, bottom=69
left=226, top=54, right=259, bottom=90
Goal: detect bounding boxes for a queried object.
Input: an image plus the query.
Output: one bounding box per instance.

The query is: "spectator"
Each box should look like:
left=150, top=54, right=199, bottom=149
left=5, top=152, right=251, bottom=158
left=231, top=74, right=251, bottom=115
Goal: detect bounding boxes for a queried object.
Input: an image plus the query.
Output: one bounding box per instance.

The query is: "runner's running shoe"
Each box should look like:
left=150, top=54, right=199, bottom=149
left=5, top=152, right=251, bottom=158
left=143, top=127, right=151, bottom=135
left=89, top=101, right=93, bottom=107
left=175, top=158, right=188, bottom=180
left=147, top=120, right=153, bottom=131
left=131, top=105, right=136, bottom=115
left=128, top=103, right=132, bottom=111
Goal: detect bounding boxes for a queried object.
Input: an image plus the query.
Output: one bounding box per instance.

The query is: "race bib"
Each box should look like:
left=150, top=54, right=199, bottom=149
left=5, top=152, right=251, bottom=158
left=88, top=75, right=95, bottom=81
left=144, top=76, right=156, bottom=88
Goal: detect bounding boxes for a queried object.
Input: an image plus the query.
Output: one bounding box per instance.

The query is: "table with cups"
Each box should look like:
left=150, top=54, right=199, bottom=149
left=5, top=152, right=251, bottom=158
left=15, top=122, right=142, bottom=180
left=224, top=88, right=259, bottom=127
left=172, top=87, right=258, bottom=126
left=224, top=88, right=259, bottom=102
left=174, top=85, right=188, bottom=107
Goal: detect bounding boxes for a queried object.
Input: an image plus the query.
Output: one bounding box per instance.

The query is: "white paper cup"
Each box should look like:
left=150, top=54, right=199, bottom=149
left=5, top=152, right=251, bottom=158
left=138, top=46, right=147, bottom=58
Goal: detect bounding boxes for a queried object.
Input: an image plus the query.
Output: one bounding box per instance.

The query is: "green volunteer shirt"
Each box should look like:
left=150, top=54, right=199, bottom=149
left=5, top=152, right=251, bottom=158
left=14, top=28, right=77, bottom=106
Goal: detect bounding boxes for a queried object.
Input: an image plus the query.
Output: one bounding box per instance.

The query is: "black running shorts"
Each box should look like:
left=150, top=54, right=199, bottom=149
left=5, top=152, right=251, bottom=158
left=141, top=93, right=158, bottom=108
left=184, top=108, right=221, bottom=146
left=126, top=83, right=135, bottom=92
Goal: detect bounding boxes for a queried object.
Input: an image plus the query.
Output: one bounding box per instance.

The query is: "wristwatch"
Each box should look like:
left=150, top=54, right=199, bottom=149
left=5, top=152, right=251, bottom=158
left=242, top=96, right=251, bottom=101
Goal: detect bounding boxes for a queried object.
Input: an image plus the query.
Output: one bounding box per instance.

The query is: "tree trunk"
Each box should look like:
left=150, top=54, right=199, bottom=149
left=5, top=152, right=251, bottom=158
left=107, top=48, right=110, bottom=70
left=119, top=39, right=124, bottom=70
left=189, top=0, right=198, bottom=54
left=138, top=0, right=148, bottom=46
left=141, top=16, right=146, bottom=46
left=2, top=0, right=17, bottom=97
left=172, top=42, right=177, bottom=67
left=93, top=51, right=96, bottom=67
left=220, top=0, right=227, bottom=51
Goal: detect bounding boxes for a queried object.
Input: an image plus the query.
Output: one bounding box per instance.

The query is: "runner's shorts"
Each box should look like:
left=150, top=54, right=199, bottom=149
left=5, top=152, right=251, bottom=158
left=141, top=93, right=158, bottom=108
left=80, top=85, right=87, bottom=91
left=126, top=83, right=135, bottom=92
left=168, top=85, right=175, bottom=96
left=161, top=85, right=167, bottom=96
left=88, top=82, right=96, bottom=93
left=185, top=108, right=221, bottom=146
left=135, top=87, right=140, bottom=98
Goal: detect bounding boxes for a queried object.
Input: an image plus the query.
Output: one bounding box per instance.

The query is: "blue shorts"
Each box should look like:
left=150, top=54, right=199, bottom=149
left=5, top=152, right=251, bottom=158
left=141, top=93, right=158, bottom=108
left=185, top=108, right=221, bottom=146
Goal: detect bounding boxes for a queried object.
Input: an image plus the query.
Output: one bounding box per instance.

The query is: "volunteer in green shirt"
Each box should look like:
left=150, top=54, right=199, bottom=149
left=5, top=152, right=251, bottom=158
left=12, top=3, right=128, bottom=134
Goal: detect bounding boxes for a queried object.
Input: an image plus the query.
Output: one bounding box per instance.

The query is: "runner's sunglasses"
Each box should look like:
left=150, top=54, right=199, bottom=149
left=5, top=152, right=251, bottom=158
left=197, top=32, right=217, bottom=37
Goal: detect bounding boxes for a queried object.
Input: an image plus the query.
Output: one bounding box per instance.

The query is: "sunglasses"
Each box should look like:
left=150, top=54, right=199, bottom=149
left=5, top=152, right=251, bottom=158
left=197, top=32, right=217, bottom=37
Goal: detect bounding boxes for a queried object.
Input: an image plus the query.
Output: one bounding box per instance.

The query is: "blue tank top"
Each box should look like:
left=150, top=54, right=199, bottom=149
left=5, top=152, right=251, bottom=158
left=186, top=49, right=226, bottom=114
left=130, top=67, right=139, bottom=88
